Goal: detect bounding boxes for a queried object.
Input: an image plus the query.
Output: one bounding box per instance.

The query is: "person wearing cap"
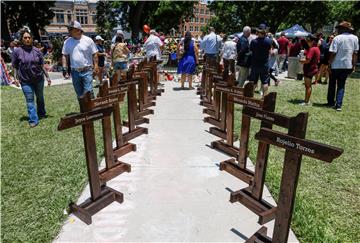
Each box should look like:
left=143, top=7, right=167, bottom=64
left=326, top=21, right=358, bottom=111
left=112, top=30, right=125, bottom=44
left=236, top=26, right=252, bottom=87
left=249, top=24, right=272, bottom=96
left=95, top=35, right=106, bottom=83
left=144, top=29, right=164, bottom=61
left=299, top=34, right=320, bottom=106
left=62, top=21, right=98, bottom=99
left=220, top=34, right=237, bottom=76
left=200, top=27, right=222, bottom=64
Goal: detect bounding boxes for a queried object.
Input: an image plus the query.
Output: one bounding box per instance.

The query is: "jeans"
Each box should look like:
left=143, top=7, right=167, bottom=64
left=21, top=78, right=46, bottom=125
left=327, top=69, right=352, bottom=108
left=278, top=54, right=287, bottom=72
left=71, top=69, right=94, bottom=98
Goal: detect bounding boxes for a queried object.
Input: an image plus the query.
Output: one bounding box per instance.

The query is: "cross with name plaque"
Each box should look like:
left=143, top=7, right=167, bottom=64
left=211, top=83, right=274, bottom=161
left=113, top=67, right=149, bottom=143
left=218, top=92, right=277, bottom=186
left=97, top=82, right=133, bottom=183
left=58, top=91, right=128, bottom=225
left=240, top=114, right=343, bottom=243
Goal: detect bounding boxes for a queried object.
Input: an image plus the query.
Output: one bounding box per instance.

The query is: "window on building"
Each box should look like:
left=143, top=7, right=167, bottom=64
left=67, top=12, right=72, bottom=23
left=200, top=18, right=204, bottom=23
left=76, top=9, right=88, bottom=24
left=190, top=26, right=193, bottom=31
left=200, top=8, right=204, bottom=14
left=205, top=18, right=209, bottom=23
left=195, top=17, right=198, bottom=23
left=195, top=26, right=199, bottom=31
left=91, top=11, right=96, bottom=24
left=194, top=8, right=198, bottom=14
left=54, top=10, right=65, bottom=24
left=206, top=9, right=209, bottom=15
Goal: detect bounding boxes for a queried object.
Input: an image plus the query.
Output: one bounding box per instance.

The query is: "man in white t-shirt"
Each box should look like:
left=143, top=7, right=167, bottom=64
left=327, top=21, right=359, bottom=111
left=62, top=21, right=98, bottom=98
left=144, top=29, right=164, bottom=61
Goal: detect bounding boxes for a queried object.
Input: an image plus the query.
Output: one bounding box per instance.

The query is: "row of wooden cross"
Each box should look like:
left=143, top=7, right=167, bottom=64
left=198, top=59, right=343, bottom=243
left=57, top=57, right=164, bottom=225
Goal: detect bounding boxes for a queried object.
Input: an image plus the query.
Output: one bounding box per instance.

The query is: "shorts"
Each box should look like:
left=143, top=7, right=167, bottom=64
left=114, top=61, right=127, bottom=71
left=249, top=66, right=270, bottom=85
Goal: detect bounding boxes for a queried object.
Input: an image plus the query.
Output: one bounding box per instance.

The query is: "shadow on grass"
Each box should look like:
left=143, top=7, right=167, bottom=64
left=287, top=98, right=303, bottom=105
left=19, top=116, right=28, bottom=122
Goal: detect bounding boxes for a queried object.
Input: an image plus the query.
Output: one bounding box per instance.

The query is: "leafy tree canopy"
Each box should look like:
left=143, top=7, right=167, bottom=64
left=1, top=1, right=55, bottom=40
left=207, top=1, right=359, bottom=35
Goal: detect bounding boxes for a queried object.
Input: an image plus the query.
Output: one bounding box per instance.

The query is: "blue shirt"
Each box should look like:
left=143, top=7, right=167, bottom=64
left=200, top=32, right=221, bottom=55
left=250, top=37, right=272, bottom=68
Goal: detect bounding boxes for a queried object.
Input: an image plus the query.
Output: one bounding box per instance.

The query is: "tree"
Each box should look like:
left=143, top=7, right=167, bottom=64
left=96, top=0, right=119, bottom=40
left=111, top=1, right=195, bottom=39
left=148, top=1, right=195, bottom=34
left=207, top=1, right=337, bottom=34
left=1, top=1, right=55, bottom=40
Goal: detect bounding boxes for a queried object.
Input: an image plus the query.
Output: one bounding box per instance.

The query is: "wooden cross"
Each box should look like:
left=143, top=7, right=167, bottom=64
left=218, top=92, right=276, bottom=185
left=245, top=115, right=343, bottom=243
left=113, top=66, right=149, bottom=143
left=57, top=91, right=126, bottom=225
left=209, top=80, right=257, bottom=158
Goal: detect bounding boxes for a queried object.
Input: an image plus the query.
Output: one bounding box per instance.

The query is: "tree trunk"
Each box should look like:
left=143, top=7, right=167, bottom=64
left=130, top=2, right=145, bottom=39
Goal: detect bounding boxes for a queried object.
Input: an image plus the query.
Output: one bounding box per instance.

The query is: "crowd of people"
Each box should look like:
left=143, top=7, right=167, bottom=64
left=194, top=21, right=358, bottom=111
left=0, top=19, right=358, bottom=128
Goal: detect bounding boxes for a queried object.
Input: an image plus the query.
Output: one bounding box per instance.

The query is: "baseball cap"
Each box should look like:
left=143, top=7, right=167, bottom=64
left=256, top=23, right=268, bottom=33
left=116, top=30, right=124, bottom=36
left=95, top=35, right=104, bottom=41
left=67, top=21, right=82, bottom=31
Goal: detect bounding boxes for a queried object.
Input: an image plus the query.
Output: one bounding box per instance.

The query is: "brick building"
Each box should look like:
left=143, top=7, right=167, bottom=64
left=45, top=0, right=97, bottom=36
left=178, top=0, right=215, bottom=38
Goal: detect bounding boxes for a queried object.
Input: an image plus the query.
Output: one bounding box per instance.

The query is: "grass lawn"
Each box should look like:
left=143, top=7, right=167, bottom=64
left=234, top=76, right=360, bottom=242
left=1, top=75, right=359, bottom=242
left=1, top=84, right=128, bottom=242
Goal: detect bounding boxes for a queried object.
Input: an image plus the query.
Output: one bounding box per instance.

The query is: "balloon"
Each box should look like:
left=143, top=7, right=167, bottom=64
left=143, top=25, right=150, bottom=34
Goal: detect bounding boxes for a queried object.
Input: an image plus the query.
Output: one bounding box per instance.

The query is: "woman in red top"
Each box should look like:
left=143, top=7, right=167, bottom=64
left=299, top=34, right=320, bottom=106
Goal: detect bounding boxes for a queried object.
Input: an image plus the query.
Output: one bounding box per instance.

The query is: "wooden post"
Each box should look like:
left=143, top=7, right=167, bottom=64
left=58, top=92, right=126, bottom=225
left=244, top=116, right=343, bottom=242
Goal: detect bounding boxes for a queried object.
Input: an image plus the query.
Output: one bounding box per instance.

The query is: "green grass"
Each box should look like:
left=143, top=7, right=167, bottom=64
left=1, top=76, right=359, bottom=242
left=234, top=77, right=360, bottom=242
left=1, top=84, right=128, bottom=242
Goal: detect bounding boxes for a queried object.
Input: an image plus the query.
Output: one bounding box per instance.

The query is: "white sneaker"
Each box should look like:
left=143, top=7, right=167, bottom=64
left=299, top=102, right=311, bottom=106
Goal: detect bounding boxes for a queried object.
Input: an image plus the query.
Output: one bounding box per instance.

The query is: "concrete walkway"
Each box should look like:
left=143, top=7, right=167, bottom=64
left=54, top=81, right=298, bottom=242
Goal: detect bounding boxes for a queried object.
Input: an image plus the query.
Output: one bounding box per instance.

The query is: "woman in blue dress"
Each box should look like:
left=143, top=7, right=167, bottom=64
left=177, top=31, right=198, bottom=89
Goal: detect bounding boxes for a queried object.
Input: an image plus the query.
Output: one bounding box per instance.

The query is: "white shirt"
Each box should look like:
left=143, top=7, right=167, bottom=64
left=330, top=33, right=359, bottom=69
left=221, top=40, right=237, bottom=60
left=62, top=35, right=98, bottom=69
left=144, top=34, right=163, bottom=60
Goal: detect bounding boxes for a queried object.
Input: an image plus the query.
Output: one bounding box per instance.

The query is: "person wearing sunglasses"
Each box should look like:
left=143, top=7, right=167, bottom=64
left=12, top=28, right=51, bottom=128
left=62, top=21, right=98, bottom=99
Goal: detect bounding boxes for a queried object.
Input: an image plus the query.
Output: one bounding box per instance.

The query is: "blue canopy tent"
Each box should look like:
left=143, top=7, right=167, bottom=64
left=276, top=24, right=310, bottom=38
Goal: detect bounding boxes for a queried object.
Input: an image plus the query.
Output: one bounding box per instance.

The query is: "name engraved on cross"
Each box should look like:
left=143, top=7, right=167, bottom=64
left=255, top=112, right=275, bottom=122
left=108, top=86, right=128, bottom=95
left=276, top=137, right=315, bottom=154
left=233, top=97, right=262, bottom=108
left=92, top=96, right=121, bottom=108
left=74, top=113, right=104, bottom=125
